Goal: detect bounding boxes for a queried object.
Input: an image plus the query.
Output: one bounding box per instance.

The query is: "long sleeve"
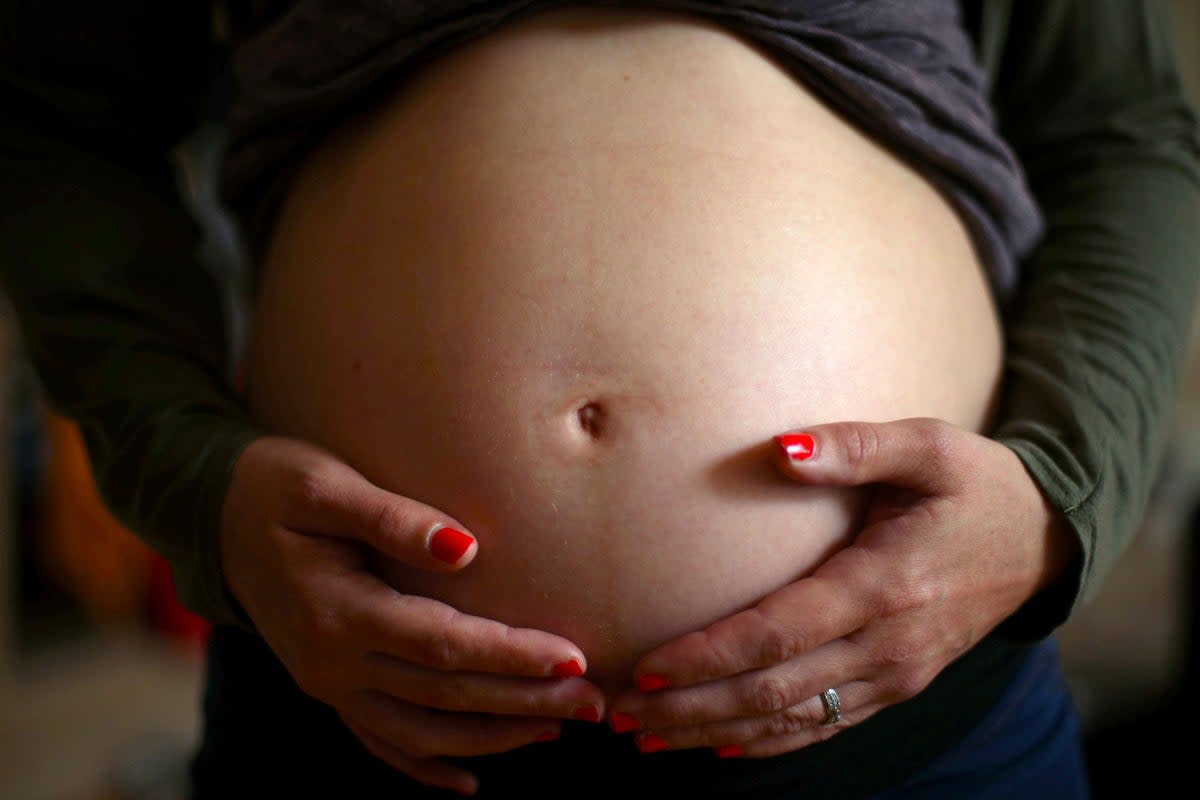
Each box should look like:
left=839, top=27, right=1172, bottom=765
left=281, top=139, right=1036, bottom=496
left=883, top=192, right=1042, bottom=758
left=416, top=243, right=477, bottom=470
left=0, top=1, right=261, bottom=628
left=972, top=0, right=1200, bottom=637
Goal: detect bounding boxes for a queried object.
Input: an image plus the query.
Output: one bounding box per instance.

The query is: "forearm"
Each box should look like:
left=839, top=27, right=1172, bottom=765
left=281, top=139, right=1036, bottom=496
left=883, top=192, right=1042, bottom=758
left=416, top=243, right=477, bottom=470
left=0, top=15, right=261, bottom=625
left=982, top=0, right=1200, bottom=636
left=1, top=140, right=261, bottom=627
left=994, top=139, right=1200, bottom=634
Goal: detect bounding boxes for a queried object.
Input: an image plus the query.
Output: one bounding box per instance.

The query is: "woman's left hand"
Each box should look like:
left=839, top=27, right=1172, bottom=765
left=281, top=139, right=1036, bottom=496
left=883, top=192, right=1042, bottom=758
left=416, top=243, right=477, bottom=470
left=606, top=417, right=1080, bottom=758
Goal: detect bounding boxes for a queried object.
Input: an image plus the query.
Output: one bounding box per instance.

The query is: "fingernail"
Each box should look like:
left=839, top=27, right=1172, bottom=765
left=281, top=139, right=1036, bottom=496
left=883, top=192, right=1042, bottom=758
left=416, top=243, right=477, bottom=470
left=430, top=526, right=474, bottom=564
left=636, top=674, right=670, bottom=692
left=534, top=729, right=560, bottom=742
left=775, top=433, right=815, bottom=462
left=610, top=712, right=640, bottom=733
left=552, top=658, right=584, bottom=678
left=573, top=704, right=602, bottom=723
left=637, top=734, right=667, bottom=754
left=715, top=744, right=744, bottom=758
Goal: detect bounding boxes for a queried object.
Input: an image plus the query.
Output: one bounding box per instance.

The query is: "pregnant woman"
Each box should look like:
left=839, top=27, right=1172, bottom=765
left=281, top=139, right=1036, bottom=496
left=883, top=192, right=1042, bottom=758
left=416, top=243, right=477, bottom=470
left=227, top=5, right=1055, bottom=797
left=4, top=2, right=1197, bottom=799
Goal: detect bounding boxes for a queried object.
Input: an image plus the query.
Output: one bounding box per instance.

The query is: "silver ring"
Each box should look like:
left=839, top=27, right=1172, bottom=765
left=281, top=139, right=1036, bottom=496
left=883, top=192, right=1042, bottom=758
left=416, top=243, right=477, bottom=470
left=819, top=688, right=842, bottom=726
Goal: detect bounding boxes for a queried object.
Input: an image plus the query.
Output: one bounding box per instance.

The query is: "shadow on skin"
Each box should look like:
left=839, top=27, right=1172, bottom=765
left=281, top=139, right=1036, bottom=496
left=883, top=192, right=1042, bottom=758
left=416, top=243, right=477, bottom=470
left=705, top=436, right=871, bottom=566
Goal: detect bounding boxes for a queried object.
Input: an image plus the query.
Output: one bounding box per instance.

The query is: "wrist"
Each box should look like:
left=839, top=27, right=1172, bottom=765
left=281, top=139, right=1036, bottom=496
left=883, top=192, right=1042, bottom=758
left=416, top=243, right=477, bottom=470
left=212, top=433, right=266, bottom=631
left=1032, top=493, right=1082, bottom=597
left=990, top=443, right=1085, bottom=641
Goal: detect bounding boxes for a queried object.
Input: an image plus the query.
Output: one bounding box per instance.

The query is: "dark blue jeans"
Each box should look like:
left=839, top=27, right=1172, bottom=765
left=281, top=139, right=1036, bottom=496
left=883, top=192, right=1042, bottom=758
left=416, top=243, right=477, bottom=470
left=877, top=638, right=1090, bottom=799
left=190, top=631, right=1087, bottom=798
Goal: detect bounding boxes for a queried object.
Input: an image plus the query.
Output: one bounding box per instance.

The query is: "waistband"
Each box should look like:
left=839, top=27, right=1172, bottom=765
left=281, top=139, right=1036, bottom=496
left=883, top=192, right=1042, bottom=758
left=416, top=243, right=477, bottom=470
left=192, top=625, right=1031, bottom=798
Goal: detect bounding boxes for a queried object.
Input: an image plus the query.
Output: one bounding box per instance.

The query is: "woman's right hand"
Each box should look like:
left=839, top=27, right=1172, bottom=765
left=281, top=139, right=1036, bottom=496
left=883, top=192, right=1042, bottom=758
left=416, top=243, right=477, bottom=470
left=218, top=436, right=604, bottom=796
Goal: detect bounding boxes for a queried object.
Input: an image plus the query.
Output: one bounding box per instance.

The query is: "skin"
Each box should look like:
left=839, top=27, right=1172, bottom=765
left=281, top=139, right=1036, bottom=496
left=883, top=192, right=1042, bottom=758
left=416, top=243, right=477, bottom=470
left=219, top=436, right=605, bottom=796
left=223, top=7, right=1079, bottom=794
left=607, top=418, right=1077, bottom=758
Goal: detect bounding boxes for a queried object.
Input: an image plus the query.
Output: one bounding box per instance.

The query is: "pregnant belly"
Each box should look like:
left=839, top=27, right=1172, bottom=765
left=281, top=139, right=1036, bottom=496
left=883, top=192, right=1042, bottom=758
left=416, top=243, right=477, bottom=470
left=242, top=8, right=1004, bottom=696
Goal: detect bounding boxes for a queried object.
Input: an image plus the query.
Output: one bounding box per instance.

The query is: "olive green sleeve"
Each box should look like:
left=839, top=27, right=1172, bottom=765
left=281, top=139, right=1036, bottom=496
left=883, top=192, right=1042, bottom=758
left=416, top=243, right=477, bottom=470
left=979, top=0, right=1200, bottom=638
left=0, top=2, right=260, bottom=629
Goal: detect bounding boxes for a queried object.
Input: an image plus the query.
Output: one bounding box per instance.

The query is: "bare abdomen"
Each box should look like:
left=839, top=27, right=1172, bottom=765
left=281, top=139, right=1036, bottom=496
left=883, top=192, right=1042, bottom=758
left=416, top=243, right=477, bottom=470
left=242, top=8, right=1003, bottom=696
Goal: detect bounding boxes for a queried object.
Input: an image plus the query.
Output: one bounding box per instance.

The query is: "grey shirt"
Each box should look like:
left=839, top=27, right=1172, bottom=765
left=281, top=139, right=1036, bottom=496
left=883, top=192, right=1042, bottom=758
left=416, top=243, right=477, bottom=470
left=221, top=0, right=1042, bottom=306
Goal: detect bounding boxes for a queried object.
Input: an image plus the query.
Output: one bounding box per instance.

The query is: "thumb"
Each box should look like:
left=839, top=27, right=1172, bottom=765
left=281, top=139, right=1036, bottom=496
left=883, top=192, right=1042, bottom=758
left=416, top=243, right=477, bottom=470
left=309, top=479, right=477, bottom=573
left=772, top=416, right=967, bottom=494
left=285, top=467, right=479, bottom=572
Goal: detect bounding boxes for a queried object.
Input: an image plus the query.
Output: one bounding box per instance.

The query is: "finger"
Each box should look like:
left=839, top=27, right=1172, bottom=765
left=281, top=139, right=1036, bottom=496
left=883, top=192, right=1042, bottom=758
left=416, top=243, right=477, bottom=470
left=631, top=555, right=875, bottom=689
left=363, top=653, right=606, bottom=720
left=731, top=698, right=889, bottom=759
left=283, top=462, right=479, bottom=570
left=772, top=417, right=969, bottom=494
left=344, top=690, right=562, bottom=759
left=343, top=719, right=480, bottom=797
left=349, top=575, right=590, bottom=678
left=626, top=680, right=872, bottom=755
left=612, top=638, right=860, bottom=730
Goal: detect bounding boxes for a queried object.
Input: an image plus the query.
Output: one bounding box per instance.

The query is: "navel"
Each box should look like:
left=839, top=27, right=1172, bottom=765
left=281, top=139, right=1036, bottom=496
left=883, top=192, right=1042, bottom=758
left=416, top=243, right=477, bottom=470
left=574, top=400, right=607, bottom=439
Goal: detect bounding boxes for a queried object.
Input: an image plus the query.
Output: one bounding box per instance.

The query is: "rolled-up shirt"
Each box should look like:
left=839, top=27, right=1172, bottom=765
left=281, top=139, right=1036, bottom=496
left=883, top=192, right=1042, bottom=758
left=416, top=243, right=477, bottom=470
left=220, top=1, right=1044, bottom=310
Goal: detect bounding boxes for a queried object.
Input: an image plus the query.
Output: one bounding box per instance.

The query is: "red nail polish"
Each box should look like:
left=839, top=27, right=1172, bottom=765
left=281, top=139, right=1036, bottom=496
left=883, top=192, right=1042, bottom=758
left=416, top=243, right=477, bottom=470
left=430, top=526, right=474, bottom=564
left=637, top=734, right=667, bottom=754
left=534, top=730, right=559, bottom=742
left=636, top=674, right=670, bottom=692
left=716, top=744, right=744, bottom=759
left=552, top=658, right=584, bottom=678
left=775, top=433, right=815, bottom=461
left=573, top=705, right=601, bottom=723
left=610, top=712, right=640, bottom=733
